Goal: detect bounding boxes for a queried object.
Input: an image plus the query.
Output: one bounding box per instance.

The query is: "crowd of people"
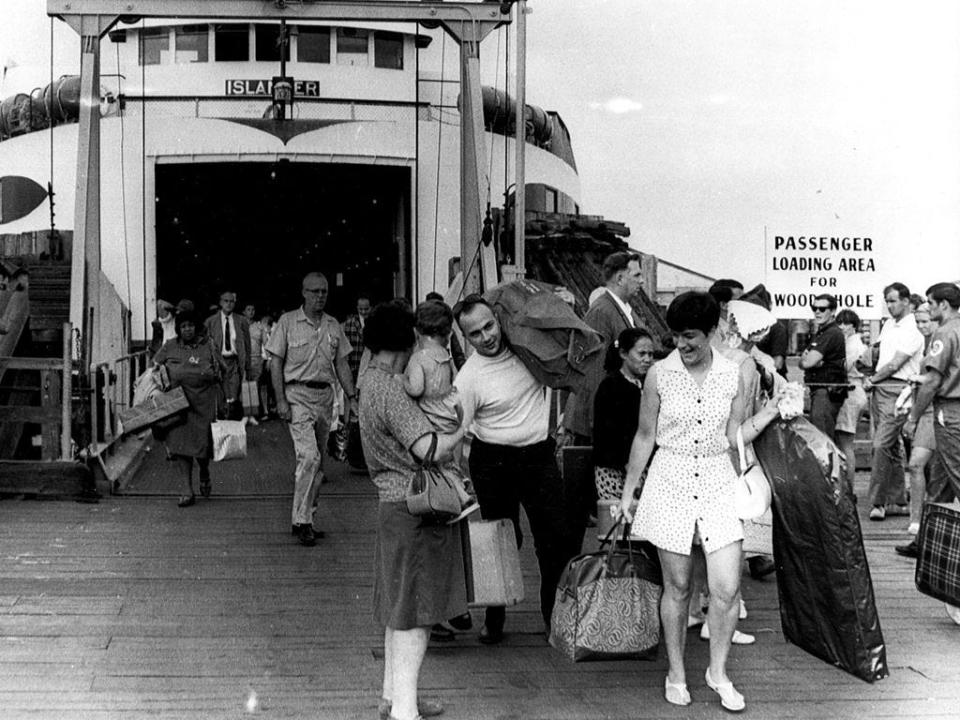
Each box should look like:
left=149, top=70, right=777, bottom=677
left=145, top=261, right=960, bottom=719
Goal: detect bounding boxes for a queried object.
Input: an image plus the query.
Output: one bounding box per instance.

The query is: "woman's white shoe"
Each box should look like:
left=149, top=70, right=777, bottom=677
left=705, top=668, right=745, bottom=712
left=700, top=622, right=756, bottom=645
left=946, top=603, right=960, bottom=625
left=664, top=677, right=691, bottom=706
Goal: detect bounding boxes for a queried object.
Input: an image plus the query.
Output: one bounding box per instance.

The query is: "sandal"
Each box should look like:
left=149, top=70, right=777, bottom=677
left=177, top=495, right=196, bottom=508
left=664, top=677, right=691, bottom=706
left=705, top=668, right=745, bottom=712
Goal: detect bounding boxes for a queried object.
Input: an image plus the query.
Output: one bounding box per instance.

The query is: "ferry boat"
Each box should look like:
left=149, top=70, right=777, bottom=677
left=0, top=9, right=581, bottom=353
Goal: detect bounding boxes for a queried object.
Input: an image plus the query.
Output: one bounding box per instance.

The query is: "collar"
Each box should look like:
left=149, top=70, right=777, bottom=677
left=296, top=307, right=327, bottom=326
left=659, top=347, right=738, bottom=375
left=815, top=319, right=838, bottom=335
left=604, top=288, right=635, bottom=325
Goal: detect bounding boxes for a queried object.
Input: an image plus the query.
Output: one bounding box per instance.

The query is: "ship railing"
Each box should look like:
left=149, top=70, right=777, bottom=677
left=0, top=322, right=74, bottom=461
left=88, top=349, right=151, bottom=453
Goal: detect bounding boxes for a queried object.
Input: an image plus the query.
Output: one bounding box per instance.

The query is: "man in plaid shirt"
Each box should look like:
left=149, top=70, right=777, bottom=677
left=342, top=293, right=371, bottom=385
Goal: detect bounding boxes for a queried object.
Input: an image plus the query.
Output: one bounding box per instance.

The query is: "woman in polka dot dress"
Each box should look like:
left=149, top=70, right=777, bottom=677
left=617, top=291, right=782, bottom=713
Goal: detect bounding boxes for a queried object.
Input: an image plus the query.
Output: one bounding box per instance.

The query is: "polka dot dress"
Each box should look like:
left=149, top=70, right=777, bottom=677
left=632, top=349, right=743, bottom=555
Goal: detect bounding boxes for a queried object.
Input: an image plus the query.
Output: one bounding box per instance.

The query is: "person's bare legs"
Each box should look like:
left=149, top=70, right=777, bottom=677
left=658, top=548, right=694, bottom=687
left=704, top=541, right=744, bottom=685
left=383, top=626, right=429, bottom=720
left=907, top=446, right=933, bottom=531
left=686, top=545, right=707, bottom=624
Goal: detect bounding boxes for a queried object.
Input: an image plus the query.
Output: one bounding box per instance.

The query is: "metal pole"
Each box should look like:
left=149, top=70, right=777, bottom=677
left=61, top=322, right=73, bottom=460
left=513, top=0, right=527, bottom=278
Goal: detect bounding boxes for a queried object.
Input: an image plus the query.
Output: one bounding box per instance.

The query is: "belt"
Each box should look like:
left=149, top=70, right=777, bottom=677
left=287, top=380, right=330, bottom=390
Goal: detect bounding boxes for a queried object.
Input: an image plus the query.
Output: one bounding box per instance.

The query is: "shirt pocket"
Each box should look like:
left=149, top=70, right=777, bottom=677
left=288, top=337, right=314, bottom=366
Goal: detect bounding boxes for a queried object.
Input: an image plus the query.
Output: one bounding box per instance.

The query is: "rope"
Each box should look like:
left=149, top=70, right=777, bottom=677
left=414, top=27, right=420, bottom=300
left=141, top=20, right=148, bottom=342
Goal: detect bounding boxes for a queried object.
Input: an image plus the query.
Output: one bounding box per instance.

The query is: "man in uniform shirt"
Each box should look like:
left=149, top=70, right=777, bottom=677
left=904, top=282, right=960, bottom=504
left=267, top=272, right=357, bottom=547
left=205, top=290, right=252, bottom=420
left=800, top=293, right=848, bottom=439
left=862, top=283, right=924, bottom=520
left=454, top=295, right=583, bottom=644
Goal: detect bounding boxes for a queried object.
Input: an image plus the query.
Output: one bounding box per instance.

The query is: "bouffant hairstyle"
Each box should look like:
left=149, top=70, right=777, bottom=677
left=364, top=300, right=416, bottom=353
left=666, top=291, right=720, bottom=335
left=603, top=326, right=654, bottom=373
left=415, top=300, right=453, bottom=338
left=174, top=310, right=201, bottom=335
left=835, top=309, right=861, bottom=331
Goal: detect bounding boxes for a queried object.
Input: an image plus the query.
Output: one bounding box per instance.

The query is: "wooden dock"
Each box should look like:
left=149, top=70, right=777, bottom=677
left=0, top=427, right=957, bottom=719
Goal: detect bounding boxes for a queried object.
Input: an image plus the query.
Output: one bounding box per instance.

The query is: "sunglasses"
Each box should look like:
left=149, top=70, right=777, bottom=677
left=812, top=305, right=831, bottom=312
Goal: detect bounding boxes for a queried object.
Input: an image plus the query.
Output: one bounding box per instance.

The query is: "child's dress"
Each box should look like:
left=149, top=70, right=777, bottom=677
left=414, top=345, right=461, bottom=433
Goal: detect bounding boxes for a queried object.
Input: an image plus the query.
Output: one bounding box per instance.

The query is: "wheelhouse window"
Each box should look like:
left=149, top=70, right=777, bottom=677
left=215, top=24, right=249, bottom=62
left=374, top=32, right=403, bottom=70
left=297, top=26, right=331, bottom=64
left=139, top=27, right=168, bottom=66
left=175, top=25, right=208, bottom=63
left=255, top=24, right=291, bottom=62
left=337, top=28, right=369, bottom=66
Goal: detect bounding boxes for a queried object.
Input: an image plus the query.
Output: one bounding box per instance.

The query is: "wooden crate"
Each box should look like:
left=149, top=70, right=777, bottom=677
left=117, top=386, right=189, bottom=436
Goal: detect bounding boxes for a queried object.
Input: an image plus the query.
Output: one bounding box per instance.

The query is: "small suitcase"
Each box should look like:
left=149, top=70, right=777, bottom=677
left=461, top=519, right=524, bottom=608
left=915, top=501, right=960, bottom=606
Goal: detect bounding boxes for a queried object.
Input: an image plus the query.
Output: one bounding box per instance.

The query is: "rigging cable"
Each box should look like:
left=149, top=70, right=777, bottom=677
left=414, top=26, right=420, bottom=299
left=48, top=19, right=55, bottom=239
left=117, top=42, right=132, bottom=311
left=140, top=20, right=148, bottom=343
left=430, top=31, right=447, bottom=291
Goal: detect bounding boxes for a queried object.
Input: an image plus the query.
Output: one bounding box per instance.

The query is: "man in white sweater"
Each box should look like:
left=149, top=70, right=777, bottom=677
left=453, top=294, right=583, bottom=644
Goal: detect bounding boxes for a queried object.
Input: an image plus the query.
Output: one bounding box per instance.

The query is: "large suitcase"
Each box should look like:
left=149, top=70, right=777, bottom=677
left=461, top=519, right=524, bottom=608
left=915, top=502, right=960, bottom=606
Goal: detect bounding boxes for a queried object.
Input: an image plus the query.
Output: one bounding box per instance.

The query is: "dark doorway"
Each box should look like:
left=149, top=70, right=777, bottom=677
left=155, top=161, right=409, bottom=319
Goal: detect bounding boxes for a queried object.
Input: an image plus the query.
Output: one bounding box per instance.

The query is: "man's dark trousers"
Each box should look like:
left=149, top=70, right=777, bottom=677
left=469, top=437, right=585, bottom=632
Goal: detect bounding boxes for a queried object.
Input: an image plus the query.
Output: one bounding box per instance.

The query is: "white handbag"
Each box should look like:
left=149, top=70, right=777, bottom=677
left=735, top=426, right=772, bottom=520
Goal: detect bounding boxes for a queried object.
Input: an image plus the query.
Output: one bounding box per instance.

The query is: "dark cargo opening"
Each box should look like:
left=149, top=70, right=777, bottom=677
left=154, top=161, right=409, bottom=319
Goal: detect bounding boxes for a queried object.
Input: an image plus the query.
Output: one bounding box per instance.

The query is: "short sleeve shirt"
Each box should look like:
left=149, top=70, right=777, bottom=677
left=876, top=313, right=924, bottom=380
left=264, top=308, right=352, bottom=384
left=803, top=320, right=847, bottom=386
left=359, top=367, right=433, bottom=501
left=924, top=316, right=960, bottom=400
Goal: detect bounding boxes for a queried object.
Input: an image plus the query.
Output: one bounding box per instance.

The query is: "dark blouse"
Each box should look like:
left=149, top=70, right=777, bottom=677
left=592, top=371, right=643, bottom=471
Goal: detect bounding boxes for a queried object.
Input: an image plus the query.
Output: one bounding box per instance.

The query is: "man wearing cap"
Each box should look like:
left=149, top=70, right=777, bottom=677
left=267, top=272, right=356, bottom=547
left=862, top=282, right=924, bottom=521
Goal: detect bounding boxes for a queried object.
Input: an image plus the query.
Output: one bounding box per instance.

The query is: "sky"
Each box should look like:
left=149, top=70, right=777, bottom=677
left=3, top=0, right=959, bottom=312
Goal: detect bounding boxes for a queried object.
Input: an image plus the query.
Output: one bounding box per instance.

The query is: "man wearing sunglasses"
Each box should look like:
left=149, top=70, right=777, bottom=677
left=800, top=294, right=848, bottom=439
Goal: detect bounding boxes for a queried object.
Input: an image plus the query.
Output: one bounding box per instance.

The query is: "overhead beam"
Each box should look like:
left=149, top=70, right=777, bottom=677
left=49, top=1, right=508, bottom=42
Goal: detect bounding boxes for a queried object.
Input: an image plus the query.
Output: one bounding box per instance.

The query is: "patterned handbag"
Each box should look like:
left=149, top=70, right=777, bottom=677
left=549, top=520, right=662, bottom=662
left=915, top=502, right=960, bottom=606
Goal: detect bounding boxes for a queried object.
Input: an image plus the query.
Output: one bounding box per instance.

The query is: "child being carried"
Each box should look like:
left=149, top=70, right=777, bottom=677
left=403, top=299, right=479, bottom=523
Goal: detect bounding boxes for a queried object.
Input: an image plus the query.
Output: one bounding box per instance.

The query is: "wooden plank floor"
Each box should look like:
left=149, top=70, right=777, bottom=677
left=1, top=467, right=958, bottom=719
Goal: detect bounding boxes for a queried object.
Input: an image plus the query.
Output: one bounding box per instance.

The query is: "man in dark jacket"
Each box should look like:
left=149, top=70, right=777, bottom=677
left=800, top=293, right=847, bottom=438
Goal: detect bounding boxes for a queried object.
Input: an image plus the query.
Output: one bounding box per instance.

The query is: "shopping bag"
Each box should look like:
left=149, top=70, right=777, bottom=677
left=211, top=419, right=247, bottom=461
left=405, top=434, right=462, bottom=521
left=549, top=520, right=662, bottom=662
left=461, top=518, right=525, bottom=607
left=327, top=422, right=348, bottom=462
left=345, top=420, right=366, bottom=469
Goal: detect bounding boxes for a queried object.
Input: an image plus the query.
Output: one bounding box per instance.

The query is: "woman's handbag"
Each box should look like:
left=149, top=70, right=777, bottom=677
left=549, top=519, right=662, bottom=662
left=735, top=426, right=772, bottom=520
left=406, top=433, right=462, bottom=521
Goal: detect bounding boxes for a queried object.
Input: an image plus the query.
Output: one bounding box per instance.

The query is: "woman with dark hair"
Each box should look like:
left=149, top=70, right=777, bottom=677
left=152, top=308, right=224, bottom=506
left=592, top=327, right=655, bottom=501
left=617, top=291, right=782, bottom=713
left=359, top=301, right=467, bottom=720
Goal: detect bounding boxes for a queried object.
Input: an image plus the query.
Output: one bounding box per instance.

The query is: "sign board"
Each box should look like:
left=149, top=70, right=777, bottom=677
left=763, top=234, right=883, bottom=320
left=225, top=79, right=320, bottom=97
